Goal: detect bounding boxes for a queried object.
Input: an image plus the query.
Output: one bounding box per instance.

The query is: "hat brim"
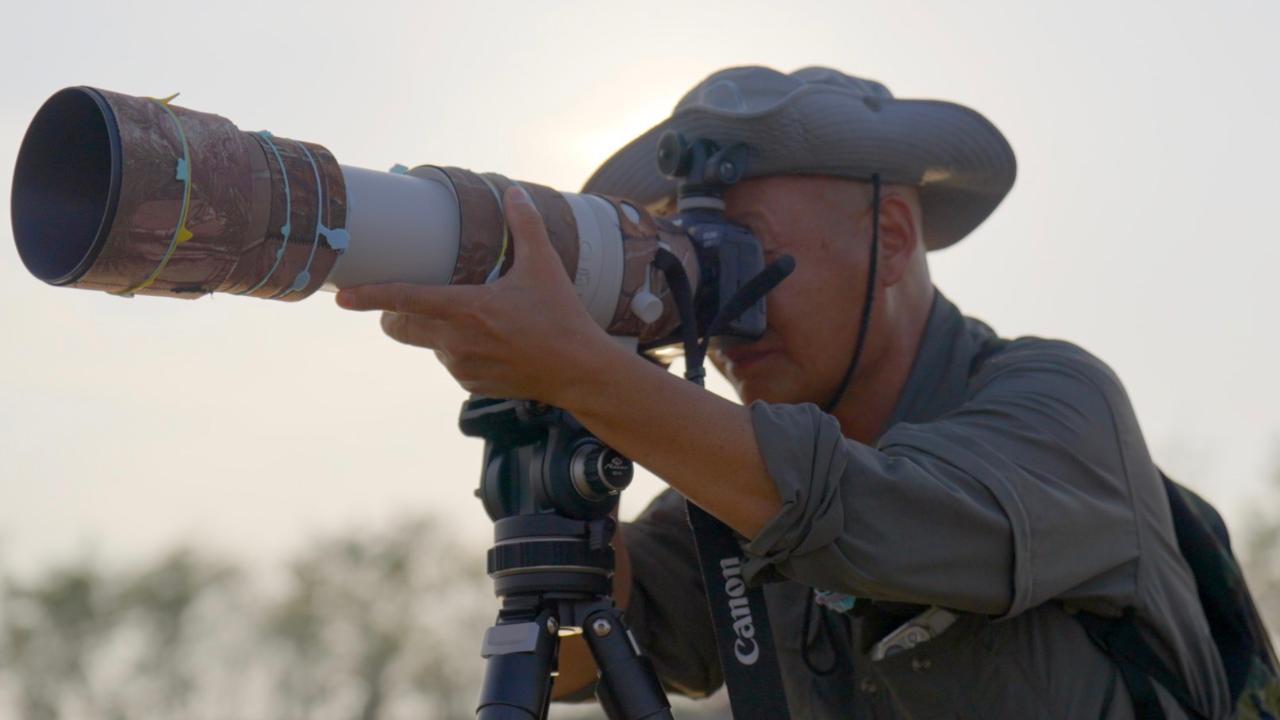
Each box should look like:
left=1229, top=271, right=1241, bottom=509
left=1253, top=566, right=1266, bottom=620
left=581, top=84, right=1016, bottom=251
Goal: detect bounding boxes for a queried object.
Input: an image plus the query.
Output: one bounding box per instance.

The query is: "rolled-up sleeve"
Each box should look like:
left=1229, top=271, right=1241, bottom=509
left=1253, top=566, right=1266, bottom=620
left=740, top=342, right=1143, bottom=618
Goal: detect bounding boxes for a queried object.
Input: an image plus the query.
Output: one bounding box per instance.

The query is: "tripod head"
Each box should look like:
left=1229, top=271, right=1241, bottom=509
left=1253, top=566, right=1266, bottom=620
left=462, top=397, right=671, bottom=720
left=466, top=397, right=632, bottom=523
left=463, top=397, right=632, bottom=600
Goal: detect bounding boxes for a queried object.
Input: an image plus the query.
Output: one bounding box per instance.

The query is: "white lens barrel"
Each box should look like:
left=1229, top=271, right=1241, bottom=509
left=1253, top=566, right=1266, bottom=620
left=321, top=166, right=461, bottom=290
left=564, top=193, right=626, bottom=331
left=321, top=164, right=627, bottom=333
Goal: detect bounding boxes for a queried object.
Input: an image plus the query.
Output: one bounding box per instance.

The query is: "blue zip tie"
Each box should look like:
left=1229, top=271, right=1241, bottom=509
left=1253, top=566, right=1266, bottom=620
left=273, top=140, right=326, bottom=299
left=272, top=142, right=350, bottom=297
left=238, top=131, right=292, bottom=295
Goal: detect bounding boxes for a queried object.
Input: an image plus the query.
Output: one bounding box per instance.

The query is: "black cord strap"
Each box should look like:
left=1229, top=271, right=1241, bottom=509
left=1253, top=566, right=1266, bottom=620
left=652, top=248, right=704, bottom=384
left=800, top=587, right=843, bottom=676
left=822, top=173, right=881, bottom=415
left=803, top=174, right=882, bottom=677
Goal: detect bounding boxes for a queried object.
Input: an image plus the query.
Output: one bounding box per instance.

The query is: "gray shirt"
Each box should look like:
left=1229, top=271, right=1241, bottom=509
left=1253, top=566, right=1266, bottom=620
left=621, top=291, right=1230, bottom=719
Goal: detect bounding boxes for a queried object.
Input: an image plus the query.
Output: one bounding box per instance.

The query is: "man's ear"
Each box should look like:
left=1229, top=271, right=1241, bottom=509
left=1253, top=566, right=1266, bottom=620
left=873, top=189, right=923, bottom=288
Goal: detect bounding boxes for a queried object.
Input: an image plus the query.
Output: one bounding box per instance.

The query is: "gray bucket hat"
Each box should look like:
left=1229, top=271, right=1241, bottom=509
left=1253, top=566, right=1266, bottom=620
left=581, top=65, right=1016, bottom=251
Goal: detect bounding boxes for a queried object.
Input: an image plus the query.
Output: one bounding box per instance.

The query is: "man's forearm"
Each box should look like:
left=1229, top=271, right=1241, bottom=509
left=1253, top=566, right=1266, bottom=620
left=557, top=340, right=782, bottom=540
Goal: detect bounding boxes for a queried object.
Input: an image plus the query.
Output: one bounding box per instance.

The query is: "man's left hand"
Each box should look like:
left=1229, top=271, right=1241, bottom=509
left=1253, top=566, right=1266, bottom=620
left=335, top=185, right=611, bottom=404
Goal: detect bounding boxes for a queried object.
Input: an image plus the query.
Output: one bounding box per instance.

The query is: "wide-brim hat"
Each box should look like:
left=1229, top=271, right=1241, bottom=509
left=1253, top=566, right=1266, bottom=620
left=581, top=65, right=1016, bottom=251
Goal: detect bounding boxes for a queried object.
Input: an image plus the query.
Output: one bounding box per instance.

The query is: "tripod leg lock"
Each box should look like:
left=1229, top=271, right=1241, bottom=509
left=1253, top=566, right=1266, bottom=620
left=481, top=619, right=555, bottom=658
left=477, top=610, right=560, bottom=720
left=583, top=608, right=673, bottom=720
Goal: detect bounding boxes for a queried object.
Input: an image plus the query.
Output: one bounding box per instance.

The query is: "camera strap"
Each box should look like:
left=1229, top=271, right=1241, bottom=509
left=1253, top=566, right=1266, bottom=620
left=686, top=500, right=790, bottom=718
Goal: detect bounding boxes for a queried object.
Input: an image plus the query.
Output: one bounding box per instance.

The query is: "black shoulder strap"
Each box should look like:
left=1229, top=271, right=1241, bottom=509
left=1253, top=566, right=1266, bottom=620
left=686, top=500, right=791, bottom=719
left=1162, top=475, right=1280, bottom=696
left=1076, top=609, right=1207, bottom=720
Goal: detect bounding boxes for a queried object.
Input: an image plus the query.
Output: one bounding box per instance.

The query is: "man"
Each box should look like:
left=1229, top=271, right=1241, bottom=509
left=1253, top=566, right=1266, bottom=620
left=336, top=67, right=1230, bottom=718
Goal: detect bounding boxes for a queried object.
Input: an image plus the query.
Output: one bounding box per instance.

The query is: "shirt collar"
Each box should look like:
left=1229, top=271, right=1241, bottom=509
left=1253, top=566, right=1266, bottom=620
left=884, top=289, right=996, bottom=429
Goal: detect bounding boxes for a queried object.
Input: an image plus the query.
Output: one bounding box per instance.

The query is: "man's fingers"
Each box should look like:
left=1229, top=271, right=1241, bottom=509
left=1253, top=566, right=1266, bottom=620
left=380, top=310, right=449, bottom=348
left=336, top=282, right=475, bottom=316
left=504, top=185, right=558, bottom=274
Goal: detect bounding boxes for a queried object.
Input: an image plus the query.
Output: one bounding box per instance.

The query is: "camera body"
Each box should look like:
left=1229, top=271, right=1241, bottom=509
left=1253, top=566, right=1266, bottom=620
left=659, top=133, right=768, bottom=343
left=680, top=206, right=768, bottom=342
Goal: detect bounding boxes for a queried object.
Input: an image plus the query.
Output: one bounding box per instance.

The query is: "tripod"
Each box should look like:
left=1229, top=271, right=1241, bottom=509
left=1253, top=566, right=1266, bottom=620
left=462, top=396, right=673, bottom=720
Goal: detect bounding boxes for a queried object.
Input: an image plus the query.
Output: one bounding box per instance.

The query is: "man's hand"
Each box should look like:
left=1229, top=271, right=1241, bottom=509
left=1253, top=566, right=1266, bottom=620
left=335, top=185, right=610, bottom=406
left=338, top=184, right=782, bottom=540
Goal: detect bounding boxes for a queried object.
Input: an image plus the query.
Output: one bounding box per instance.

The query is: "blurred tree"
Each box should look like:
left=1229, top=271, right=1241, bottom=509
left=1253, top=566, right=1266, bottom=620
left=111, top=549, right=243, bottom=718
left=262, top=517, right=491, bottom=720
left=0, top=514, right=495, bottom=720
left=265, top=556, right=336, bottom=720
left=0, top=560, right=113, bottom=720
left=0, top=510, right=778, bottom=720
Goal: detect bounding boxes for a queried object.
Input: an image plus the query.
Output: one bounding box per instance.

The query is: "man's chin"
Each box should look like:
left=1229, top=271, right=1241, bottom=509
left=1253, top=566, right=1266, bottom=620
left=731, top=377, right=804, bottom=407
left=714, top=359, right=806, bottom=405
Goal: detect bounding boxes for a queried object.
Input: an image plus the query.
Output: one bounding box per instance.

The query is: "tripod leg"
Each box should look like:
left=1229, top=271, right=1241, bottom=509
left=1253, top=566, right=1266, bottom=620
left=582, top=608, right=673, bottom=720
left=476, top=609, right=559, bottom=720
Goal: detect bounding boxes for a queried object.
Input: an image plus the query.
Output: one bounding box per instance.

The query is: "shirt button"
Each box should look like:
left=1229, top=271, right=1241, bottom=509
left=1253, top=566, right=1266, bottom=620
left=859, top=677, right=878, bottom=695
left=911, top=657, right=933, bottom=672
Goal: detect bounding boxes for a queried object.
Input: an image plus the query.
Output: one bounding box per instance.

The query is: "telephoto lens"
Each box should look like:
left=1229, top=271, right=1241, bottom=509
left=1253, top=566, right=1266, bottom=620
left=11, top=86, right=698, bottom=344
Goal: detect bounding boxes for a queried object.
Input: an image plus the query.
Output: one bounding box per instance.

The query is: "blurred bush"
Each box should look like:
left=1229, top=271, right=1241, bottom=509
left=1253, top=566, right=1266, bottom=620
left=0, top=516, right=491, bottom=719
left=2, top=469, right=1275, bottom=720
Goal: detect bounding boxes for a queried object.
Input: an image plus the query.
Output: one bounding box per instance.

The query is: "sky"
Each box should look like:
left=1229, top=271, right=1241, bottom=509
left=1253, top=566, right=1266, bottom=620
left=1, top=0, right=1277, bottom=576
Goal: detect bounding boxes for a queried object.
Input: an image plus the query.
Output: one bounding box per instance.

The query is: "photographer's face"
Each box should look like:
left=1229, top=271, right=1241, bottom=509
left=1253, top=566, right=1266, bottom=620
left=709, top=175, right=876, bottom=406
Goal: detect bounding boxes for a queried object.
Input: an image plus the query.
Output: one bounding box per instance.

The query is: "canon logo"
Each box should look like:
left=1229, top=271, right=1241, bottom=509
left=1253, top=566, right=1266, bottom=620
left=720, top=556, right=759, bottom=665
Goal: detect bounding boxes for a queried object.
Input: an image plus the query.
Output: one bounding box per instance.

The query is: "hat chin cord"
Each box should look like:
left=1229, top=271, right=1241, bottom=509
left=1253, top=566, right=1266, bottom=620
left=803, top=173, right=881, bottom=677
left=821, top=173, right=881, bottom=415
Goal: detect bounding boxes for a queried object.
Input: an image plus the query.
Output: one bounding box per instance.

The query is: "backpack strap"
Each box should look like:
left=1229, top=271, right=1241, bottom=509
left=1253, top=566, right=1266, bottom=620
left=1162, top=476, right=1280, bottom=699
left=1076, top=608, right=1207, bottom=720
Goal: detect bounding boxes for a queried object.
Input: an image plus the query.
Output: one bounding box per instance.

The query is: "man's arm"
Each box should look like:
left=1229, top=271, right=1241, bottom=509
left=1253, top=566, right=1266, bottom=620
left=556, top=341, right=782, bottom=540
left=736, top=340, right=1145, bottom=616
left=562, top=337, right=1143, bottom=618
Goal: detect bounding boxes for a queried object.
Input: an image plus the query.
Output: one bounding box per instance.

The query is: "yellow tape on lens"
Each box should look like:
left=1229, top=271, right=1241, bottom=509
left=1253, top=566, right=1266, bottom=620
left=113, top=93, right=195, bottom=297
left=476, top=174, right=511, bottom=284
